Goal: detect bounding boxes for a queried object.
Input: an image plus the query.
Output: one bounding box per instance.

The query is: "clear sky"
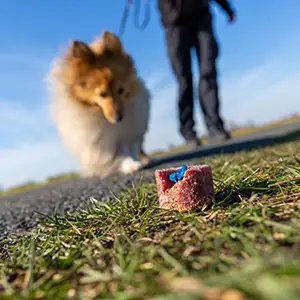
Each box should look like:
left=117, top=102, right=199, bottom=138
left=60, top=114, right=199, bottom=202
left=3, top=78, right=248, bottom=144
left=0, top=0, right=300, bottom=188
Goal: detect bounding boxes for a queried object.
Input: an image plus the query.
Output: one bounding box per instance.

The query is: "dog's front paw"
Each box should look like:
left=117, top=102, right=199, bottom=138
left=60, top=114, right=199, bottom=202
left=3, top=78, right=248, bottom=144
left=120, top=157, right=143, bottom=174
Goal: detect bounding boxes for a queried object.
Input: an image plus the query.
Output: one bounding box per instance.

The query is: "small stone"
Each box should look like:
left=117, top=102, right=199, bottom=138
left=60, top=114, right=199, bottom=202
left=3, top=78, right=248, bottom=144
left=53, top=274, right=62, bottom=281
left=221, top=289, right=245, bottom=300
left=67, top=288, right=76, bottom=298
left=166, top=276, right=203, bottom=293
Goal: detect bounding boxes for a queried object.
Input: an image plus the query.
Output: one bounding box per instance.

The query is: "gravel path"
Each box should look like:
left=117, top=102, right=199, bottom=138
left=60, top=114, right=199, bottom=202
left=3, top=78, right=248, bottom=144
left=1, top=122, right=299, bottom=241
left=0, top=171, right=155, bottom=241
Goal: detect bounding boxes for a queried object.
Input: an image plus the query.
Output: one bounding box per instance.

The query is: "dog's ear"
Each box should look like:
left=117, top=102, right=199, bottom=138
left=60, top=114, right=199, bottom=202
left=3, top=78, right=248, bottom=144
left=71, top=40, right=96, bottom=62
left=101, top=31, right=123, bottom=57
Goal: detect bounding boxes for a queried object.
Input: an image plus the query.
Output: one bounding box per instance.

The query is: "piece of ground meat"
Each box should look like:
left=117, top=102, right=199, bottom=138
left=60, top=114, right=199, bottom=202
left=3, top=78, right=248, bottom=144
left=155, top=165, right=215, bottom=211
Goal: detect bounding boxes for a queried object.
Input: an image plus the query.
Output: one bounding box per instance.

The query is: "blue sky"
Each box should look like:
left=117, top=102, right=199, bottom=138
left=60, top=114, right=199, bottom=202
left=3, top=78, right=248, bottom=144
left=0, top=0, right=300, bottom=188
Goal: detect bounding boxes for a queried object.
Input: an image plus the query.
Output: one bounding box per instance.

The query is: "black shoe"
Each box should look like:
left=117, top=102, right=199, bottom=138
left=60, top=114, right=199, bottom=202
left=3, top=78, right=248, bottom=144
left=208, top=128, right=231, bottom=144
left=186, top=138, right=201, bottom=150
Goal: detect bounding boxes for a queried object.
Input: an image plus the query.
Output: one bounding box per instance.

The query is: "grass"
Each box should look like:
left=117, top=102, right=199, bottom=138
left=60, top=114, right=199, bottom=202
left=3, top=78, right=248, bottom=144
left=0, top=140, right=299, bottom=299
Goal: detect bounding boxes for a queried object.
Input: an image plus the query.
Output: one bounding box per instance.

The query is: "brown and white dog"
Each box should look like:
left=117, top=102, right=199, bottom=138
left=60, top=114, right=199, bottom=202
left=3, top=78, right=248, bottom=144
left=46, top=31, right=150, bottom=178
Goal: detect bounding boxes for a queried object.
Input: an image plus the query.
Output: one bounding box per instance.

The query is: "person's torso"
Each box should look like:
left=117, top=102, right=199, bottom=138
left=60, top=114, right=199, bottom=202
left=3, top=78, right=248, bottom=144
left=158, top=0, right=210, bottom=26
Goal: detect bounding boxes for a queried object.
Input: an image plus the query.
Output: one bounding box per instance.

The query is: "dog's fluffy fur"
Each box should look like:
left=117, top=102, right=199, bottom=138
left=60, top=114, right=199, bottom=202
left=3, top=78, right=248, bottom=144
left=46, top=31, right=150, bottom=178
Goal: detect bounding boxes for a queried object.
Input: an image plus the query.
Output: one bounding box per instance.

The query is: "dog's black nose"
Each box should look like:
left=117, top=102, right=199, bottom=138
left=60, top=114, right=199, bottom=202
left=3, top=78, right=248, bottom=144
left=115, top=114, right=123, bottom=123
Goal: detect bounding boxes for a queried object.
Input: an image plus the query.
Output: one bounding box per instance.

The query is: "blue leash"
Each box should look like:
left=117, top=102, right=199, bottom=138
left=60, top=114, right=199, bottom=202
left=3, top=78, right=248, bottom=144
left=118, top=0, right=151, bottom=39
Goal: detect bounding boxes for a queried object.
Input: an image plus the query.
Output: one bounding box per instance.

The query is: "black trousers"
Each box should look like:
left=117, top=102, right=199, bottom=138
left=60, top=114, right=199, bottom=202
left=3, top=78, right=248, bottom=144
left=164, top=14, right=225, bottom=140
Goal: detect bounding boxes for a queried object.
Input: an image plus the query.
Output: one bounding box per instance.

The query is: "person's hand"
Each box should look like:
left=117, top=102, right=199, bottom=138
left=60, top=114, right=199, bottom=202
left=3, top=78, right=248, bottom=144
left=228, top=12, right=236, bottom=24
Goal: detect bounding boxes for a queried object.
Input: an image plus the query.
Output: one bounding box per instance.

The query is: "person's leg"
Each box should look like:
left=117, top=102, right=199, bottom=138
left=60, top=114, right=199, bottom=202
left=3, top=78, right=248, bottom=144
left=164, top=25, right=199, bottom=145
left=194, top=15, right=230, bottom=141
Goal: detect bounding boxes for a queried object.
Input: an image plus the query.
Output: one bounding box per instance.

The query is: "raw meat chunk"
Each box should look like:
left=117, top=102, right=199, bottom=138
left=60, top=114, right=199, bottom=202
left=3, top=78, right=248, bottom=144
left=155, top=165, right=215, bottom=211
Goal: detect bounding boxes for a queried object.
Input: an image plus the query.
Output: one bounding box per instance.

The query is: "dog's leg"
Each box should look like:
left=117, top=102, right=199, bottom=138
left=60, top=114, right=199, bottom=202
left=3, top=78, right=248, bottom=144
left=139, top=146, right=151, bottom=165
left=79, top=145, right=120, bottom=178
left=131, top=143, right=140, bottom=161
left=119, top=144, right=143, bottom=174
left=135, top=138, right=151, bottom=165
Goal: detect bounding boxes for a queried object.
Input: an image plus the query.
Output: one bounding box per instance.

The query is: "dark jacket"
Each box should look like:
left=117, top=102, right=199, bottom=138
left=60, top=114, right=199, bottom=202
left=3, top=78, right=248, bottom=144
left=158, top=0, right=234, bottom=26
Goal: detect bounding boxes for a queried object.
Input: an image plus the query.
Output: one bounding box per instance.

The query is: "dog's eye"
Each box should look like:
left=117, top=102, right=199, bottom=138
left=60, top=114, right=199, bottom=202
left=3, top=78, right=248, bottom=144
left=79, top=81, right=87, bottom=88
left=100, top=91, right=108, bottom=98
left=118, top=87, right=124, bottom=95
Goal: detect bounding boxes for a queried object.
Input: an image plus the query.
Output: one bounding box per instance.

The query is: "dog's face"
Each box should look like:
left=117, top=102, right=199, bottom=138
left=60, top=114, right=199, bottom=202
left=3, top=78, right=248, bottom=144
left=60, top=32, right=138, bottom=124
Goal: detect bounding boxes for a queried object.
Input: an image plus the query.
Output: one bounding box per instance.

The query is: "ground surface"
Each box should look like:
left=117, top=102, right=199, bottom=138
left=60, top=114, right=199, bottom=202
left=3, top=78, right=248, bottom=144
left=0, top=122, right=299, bottom=242
left=0, top=138, right=299, bottom=299
left=2, top=116, right=300, bottom=197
